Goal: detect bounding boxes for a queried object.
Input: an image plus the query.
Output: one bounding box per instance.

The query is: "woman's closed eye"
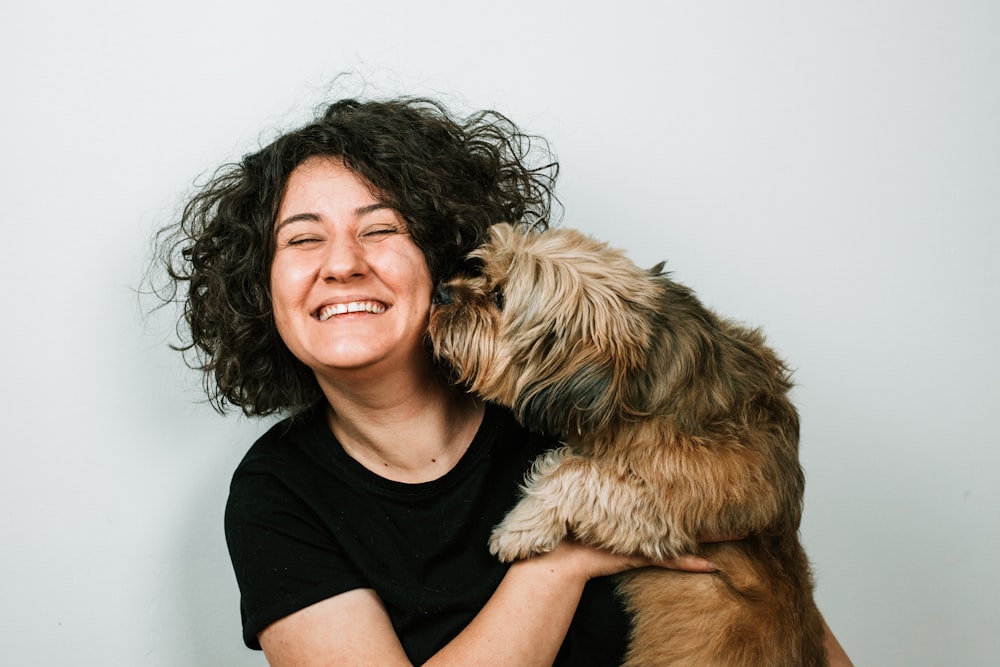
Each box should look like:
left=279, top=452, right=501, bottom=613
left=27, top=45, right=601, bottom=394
left=286, top=235, right=323, bottom=246
left=360, top=224, right=406, bottom=241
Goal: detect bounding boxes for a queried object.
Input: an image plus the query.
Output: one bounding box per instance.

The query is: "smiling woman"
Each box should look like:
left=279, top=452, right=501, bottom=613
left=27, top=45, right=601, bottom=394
left=153, top=96, right=851, bottom=666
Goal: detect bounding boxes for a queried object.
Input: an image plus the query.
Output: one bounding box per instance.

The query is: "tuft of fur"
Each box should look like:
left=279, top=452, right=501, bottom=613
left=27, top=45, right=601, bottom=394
left=428, top=224, right=826, bottom=666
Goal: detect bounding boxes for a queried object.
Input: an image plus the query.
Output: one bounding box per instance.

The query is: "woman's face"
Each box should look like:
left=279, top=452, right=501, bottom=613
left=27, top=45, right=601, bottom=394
left=270, top=156, right=434, bottom=380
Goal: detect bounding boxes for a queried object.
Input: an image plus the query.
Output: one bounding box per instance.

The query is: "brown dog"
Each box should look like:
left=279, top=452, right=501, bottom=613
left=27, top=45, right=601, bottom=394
left=428, top=223, right=826, bottom=666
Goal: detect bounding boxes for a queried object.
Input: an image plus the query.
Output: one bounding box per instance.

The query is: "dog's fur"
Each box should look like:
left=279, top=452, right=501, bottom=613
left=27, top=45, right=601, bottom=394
left=428, top=224, right=826, bottom=666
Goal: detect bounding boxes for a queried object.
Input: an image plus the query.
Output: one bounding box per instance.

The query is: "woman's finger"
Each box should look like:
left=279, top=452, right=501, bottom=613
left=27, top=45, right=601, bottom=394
left=656, top=554, right=718, bottom=573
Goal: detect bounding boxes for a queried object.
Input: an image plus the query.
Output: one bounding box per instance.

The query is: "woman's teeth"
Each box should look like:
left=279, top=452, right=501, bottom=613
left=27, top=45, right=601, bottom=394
left=317, top=301, right=387, bottom=321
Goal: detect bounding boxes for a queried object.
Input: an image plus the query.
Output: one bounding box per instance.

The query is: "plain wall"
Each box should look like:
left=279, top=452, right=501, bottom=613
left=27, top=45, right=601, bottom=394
left=2, top=1, right=997, bottom=664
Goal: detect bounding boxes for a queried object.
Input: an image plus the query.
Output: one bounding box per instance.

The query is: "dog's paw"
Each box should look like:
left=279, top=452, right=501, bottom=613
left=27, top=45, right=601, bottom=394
left=488, top=525, right=563, bottom=562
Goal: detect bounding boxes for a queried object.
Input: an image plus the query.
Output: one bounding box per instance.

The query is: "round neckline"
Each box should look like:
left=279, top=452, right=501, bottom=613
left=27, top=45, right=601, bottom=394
left=310, top=402, right=505, bottom=498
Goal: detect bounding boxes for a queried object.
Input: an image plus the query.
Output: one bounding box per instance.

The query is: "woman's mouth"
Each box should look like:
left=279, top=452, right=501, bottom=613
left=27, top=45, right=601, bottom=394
left=316, top=301, right=387, bottom=321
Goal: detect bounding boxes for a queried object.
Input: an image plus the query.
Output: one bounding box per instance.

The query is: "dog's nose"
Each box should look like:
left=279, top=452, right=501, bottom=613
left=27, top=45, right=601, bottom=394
left=432, top=284, right=453, bottom=306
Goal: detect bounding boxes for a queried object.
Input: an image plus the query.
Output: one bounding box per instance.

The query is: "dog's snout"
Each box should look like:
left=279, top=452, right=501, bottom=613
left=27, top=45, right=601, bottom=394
left=432, top=284, right=453, bottom=306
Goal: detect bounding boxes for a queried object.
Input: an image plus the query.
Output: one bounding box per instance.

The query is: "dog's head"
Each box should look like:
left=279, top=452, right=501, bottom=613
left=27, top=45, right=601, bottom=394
left=428, top=223, right=662, bottom=437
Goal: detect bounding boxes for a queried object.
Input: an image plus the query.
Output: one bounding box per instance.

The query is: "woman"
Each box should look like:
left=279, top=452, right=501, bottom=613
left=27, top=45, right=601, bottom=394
left=160, top=97, right=852, bottom=665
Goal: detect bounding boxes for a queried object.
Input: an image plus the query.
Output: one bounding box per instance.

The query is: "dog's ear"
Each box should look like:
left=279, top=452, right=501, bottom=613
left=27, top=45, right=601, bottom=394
left=515, top=357, right=622, bottom=437
left=503, top=227, right=662, bottom=435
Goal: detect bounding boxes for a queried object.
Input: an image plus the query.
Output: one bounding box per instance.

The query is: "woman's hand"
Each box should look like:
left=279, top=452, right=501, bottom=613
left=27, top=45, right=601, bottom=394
left=546, top=530, right=751, bottom=581
left=537, top=538, right=723, bottom=582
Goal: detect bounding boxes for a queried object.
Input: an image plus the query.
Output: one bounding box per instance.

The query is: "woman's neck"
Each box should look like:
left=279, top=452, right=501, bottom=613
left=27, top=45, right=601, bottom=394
left=315, top=362, right=485, bottom=483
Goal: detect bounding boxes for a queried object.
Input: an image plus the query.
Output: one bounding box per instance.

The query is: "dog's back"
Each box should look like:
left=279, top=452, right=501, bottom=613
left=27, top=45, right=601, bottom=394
left=602, top=275, right=826, bottom=666
left=618, top=536, right=825, bottom=666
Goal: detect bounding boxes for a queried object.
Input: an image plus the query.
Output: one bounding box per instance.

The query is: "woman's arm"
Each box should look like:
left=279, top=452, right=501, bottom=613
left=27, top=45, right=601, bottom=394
left=258, top=541, right=714, bottom=667
left=259, top=588, right=410, bottom=666
left=259, top=542, right=853, bottom=667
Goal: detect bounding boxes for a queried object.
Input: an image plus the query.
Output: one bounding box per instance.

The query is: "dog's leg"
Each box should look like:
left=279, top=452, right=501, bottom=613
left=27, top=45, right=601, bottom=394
left=489, top=447, right=577, bottom=561
left=490, top=446, right=675, bottom=562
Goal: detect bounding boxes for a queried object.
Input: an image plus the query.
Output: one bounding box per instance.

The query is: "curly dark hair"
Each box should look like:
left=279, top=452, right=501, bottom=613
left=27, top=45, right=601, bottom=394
left=156, top=97, right=558, bottom=417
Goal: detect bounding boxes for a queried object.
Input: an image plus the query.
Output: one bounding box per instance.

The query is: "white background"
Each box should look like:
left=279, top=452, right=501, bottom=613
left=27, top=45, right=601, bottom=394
left=2, top=1, right=997, bottom=665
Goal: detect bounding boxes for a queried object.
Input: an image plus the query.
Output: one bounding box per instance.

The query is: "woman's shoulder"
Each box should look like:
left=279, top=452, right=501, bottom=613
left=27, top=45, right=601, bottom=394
left=225, top=406, right=332, bottom=511
left=235, top=404, right=326, bottom=466
left=479, top=402, right=560, bottom=455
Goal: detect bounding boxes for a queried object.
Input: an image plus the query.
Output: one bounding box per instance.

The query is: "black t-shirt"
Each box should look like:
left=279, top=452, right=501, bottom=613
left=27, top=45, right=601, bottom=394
left=225, top=402, right=629, bottom=665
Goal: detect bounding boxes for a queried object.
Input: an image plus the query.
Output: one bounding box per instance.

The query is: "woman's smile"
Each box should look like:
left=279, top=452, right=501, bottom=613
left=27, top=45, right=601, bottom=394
left=315, top=300, right=388, bottom=321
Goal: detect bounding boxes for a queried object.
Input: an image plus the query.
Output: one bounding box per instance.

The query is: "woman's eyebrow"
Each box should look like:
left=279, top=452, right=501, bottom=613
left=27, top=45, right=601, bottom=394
left=356, top=203, right=393, bottom=216
left=274, top=212, right=321, bottom=235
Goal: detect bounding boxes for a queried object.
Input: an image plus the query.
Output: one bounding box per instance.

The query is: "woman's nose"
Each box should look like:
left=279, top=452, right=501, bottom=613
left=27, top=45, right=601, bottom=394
left=320, top=238, right=368, bottom=281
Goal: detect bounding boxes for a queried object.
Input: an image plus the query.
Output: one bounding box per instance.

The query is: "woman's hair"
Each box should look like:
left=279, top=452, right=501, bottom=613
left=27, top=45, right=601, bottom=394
left=156, top=97, right=558, bottom=416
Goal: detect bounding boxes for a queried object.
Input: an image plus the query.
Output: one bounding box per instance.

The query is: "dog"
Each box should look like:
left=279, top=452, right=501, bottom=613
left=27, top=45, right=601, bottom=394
left=427, top=223, right=826, bottom=666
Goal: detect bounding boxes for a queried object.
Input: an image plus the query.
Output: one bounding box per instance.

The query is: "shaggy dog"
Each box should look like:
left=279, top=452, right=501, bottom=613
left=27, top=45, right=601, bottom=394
left=427, top=224, right=826, bottom=666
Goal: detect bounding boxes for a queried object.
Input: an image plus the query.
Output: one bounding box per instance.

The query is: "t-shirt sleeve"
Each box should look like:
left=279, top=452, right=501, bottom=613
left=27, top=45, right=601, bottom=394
left=224, top=462, right=370, bottom=649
